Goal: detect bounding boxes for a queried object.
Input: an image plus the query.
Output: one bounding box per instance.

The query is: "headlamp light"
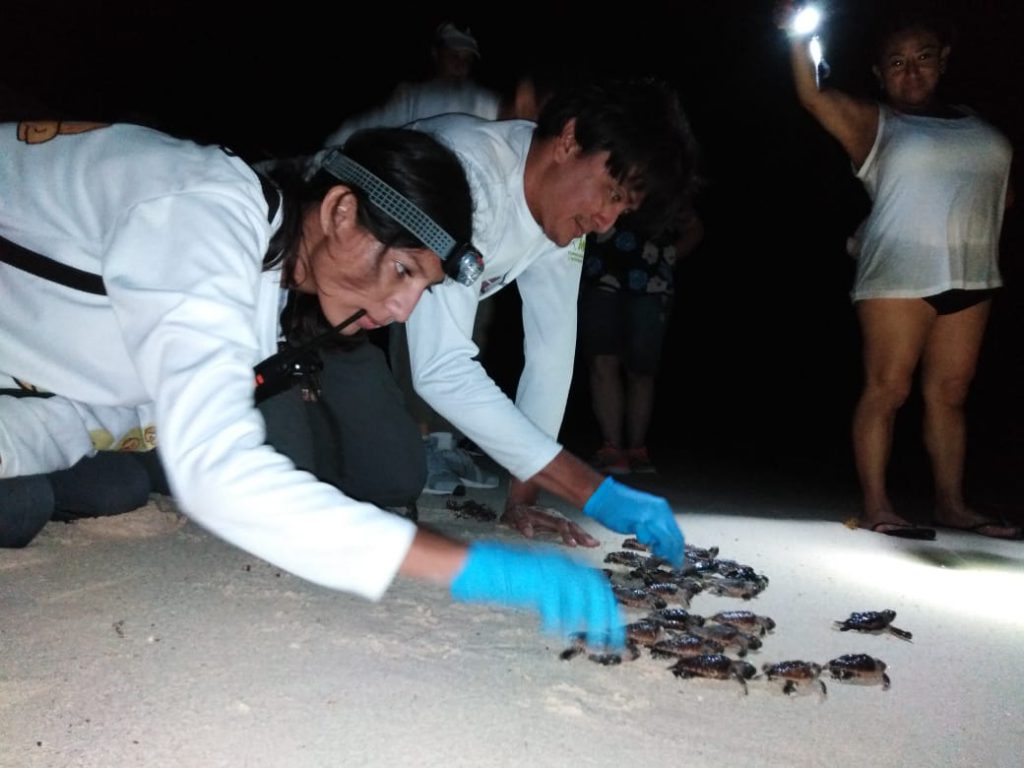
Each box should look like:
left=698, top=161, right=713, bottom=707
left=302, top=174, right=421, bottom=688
left=445, top=242, right=485, bottom=286
left=321, top=150, right=483, bottom=286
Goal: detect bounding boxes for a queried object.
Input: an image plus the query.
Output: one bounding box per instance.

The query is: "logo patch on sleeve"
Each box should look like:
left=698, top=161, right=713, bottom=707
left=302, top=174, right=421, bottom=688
left=17, top=121, right=108, bottom=145
left=567, top=236, right=586, bottom=263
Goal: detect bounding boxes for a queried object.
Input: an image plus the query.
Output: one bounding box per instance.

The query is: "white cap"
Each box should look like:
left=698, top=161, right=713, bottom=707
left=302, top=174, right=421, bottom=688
left=434, top=22, right=480, bottom=58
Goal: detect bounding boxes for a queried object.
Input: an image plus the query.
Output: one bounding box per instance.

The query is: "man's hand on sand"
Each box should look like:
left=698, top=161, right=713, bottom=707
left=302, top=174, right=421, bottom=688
left=500, top=503, right=600, bottom=548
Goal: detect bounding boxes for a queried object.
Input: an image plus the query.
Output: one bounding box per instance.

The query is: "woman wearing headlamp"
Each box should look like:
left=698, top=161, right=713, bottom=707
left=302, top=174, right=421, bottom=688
left=0, top=122, right=625, bottom=648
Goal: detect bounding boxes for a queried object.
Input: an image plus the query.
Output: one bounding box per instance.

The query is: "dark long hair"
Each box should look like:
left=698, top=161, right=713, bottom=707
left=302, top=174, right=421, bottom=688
left=262, top=127, right=472, bottom=344
left=535, top=77, right=699, bottom=238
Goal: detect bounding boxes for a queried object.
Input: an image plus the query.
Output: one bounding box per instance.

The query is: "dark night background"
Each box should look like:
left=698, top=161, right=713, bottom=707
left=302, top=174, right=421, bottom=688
left=2, top=1, right=1021, bottom=516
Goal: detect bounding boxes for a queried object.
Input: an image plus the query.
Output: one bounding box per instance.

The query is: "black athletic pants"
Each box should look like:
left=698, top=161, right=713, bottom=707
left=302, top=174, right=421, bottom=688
left=0, top=339, right=424, bottom=547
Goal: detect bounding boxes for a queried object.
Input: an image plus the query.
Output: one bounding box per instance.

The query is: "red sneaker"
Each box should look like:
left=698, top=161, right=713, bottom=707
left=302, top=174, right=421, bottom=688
left=592, top=443, right=630, bottom=475
left=627, top=446, right=656, bottom=474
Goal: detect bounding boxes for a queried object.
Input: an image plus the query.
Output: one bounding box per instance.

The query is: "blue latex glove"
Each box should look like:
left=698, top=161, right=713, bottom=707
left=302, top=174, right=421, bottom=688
left=583, top=477, right=685, bottom=568
left=450, top=542, right=625, bottom=649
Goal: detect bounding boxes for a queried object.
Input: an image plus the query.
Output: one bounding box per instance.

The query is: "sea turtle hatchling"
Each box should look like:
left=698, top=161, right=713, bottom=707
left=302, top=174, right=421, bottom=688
left=638, top=578, right=678, bottom=594
left=648, top=607, right=706, bottom=631
left=710, top=610, right=776, bottom=636
left=685, top=543, right=721, bottom=561
left=559, top=634, right=642, bottom=665
left=604, top=550, right=659, bottom=569
left=833, top=609, right=912, bottom=641
left=714, top=562, right=769, bottom=585
left=644, top=582, right=686, bottom=606
left=624, top=619, right=665, bottom=647
left=824, top=654, right=891, bottom=690
left=445, top=498, right=497, bottom=521
left=702, top=576, right=767, bottom=600
left=669, top=654, right=758, bottom=695
left=622, top=539, right=721, bottom=562
left=688, top=623, right=762, bottom=657
left=612, top=585, right=667, bottom=610
left=632, top=568, right=705, bottom=598
left=650, top=634, right=725, bottom=659
left=762, top=660, right=826, bottom=697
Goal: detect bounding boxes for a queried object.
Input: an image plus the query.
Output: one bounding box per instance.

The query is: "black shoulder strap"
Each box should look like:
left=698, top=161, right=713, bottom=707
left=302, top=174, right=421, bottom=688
left=0, top=235, right=107, bottom=294
left=218, top=144, right=282, bottom=225
left=256, top=170, right=282, bottom=224
left=0, top=171, right=281, bottom=296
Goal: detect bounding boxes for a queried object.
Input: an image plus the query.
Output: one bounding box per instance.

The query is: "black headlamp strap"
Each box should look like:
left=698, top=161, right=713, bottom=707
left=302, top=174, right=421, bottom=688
left=322, top=151, right=457, bottom=261
left=319, top=150, right=483, bottom=286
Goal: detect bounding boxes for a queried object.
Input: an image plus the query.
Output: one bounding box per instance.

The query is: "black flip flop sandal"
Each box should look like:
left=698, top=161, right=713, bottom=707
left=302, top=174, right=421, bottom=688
left=935, top=519, right=1023, bottom=541
left=869, top=521, right=937, bottom=540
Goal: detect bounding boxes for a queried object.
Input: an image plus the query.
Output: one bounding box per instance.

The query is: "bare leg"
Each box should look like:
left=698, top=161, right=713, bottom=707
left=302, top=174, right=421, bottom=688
left=922, top=301, right=1017, bottom=536
left=853, top=299, right=934, bottom=530
left=921, top=301, right=988, bottom=516
left=589, top=354, right=624, bottom=447
left=624, top=371, right=656, bottom=450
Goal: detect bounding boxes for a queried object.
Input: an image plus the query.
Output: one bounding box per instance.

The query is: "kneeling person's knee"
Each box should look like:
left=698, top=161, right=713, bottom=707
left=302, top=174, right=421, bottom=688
left=49, top=452, right=153, bottom=519
left=0, top=475, right=56, bottom=548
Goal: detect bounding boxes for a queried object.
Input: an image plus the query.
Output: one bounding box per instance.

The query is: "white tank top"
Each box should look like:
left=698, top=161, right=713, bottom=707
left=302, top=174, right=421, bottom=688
left=851, top=104, right=1012, bottom=300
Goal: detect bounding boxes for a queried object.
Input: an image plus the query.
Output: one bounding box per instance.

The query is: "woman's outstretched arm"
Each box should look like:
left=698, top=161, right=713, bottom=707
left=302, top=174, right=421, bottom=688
left=777, top=1, right=879, bottom=167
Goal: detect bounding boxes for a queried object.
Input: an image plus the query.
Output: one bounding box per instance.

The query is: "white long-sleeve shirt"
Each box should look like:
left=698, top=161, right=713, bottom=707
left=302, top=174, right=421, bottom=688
left=405, top=115, right=587, bottom=480
left=323, top=79, right=501, bottom=148
left=0, top=122, right=415, bottom=599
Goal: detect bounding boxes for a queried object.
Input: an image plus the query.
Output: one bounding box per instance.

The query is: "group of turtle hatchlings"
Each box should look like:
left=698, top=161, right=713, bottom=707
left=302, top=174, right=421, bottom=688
left=560, top=538, right=912, bottom=696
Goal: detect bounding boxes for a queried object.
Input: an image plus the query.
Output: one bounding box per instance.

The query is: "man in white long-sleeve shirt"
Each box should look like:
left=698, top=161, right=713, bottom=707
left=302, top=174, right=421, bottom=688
left=318, top=20, right=540, bottom=497
left=404, top=78, right=698, bottom=554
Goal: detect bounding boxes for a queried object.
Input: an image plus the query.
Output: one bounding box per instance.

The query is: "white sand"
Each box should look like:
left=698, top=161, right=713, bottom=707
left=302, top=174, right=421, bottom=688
left=2, top=478, right=1022, bottom=768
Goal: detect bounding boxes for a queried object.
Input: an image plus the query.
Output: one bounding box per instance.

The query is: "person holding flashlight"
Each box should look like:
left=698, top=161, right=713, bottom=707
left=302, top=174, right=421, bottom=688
left=779, top=4, right=1018, bottom=540
left=0, top=122, right=626, bottom=648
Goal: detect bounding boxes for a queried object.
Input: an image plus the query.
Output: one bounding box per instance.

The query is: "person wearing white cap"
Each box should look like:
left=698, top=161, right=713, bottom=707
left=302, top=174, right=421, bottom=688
left=431, top=21, right=481, bottom=80
left=322, top=21, right=504, bottom=149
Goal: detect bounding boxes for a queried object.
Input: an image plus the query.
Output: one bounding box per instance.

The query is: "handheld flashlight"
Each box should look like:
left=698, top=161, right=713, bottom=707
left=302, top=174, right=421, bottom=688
left=791, top=6, right=821, bottom=36
left=790, top=5, right=829, bottom=89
